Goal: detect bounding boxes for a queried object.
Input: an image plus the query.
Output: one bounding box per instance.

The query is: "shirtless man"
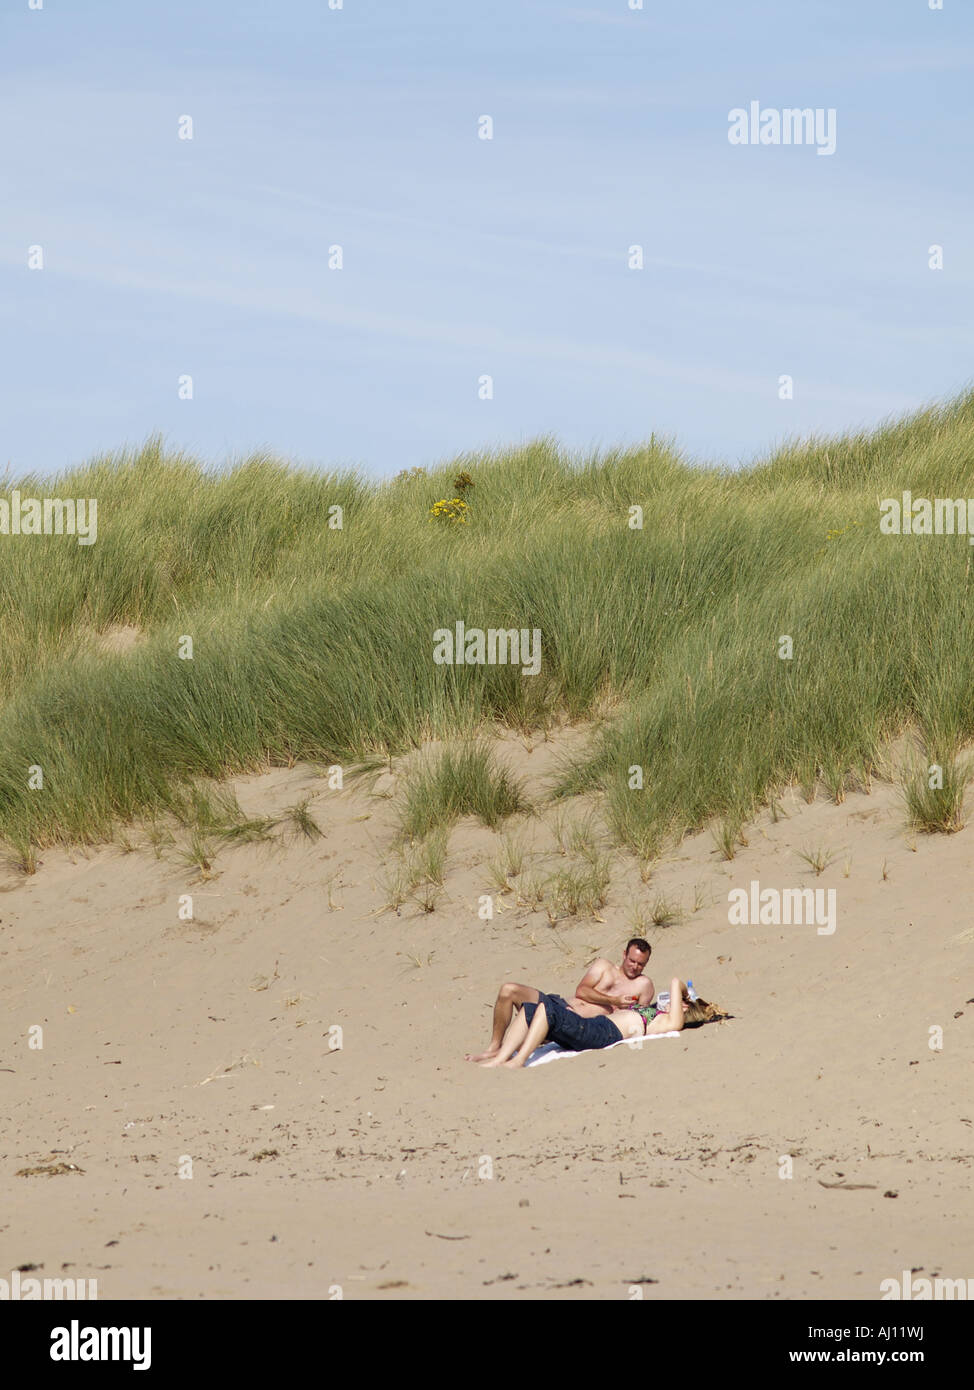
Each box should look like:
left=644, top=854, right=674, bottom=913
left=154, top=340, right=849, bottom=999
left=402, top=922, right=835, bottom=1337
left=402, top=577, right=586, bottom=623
left=571, top=940, right=655, bottom=1018
left=465, top=939, right=654, bottom=1062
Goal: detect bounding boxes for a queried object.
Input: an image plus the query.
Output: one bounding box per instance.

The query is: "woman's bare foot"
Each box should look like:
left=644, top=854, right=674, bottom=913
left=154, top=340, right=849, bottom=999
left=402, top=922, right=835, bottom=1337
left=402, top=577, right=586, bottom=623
left=464, top=1048, right=500, bottom=1062
left=479, top=1053, right=513, bottom=1068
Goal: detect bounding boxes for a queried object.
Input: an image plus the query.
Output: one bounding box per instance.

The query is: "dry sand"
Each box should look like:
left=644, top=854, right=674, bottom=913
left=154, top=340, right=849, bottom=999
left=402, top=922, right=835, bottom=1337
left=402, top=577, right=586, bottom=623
left=2, top=731, right=971, bottom=1300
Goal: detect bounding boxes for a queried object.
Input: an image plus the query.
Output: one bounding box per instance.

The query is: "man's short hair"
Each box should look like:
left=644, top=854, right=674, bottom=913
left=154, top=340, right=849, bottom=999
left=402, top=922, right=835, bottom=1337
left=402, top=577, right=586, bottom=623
left=625, top=938, right=651, bottom=958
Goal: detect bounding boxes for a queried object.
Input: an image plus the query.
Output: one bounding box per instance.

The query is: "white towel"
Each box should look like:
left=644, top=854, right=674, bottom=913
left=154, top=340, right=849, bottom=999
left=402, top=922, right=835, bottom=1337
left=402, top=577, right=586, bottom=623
left=523, top=1032, right=680, bottom=1067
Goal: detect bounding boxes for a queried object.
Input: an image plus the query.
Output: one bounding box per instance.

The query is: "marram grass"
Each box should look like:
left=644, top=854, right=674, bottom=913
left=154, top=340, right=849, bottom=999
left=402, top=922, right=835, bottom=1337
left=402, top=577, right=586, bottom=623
left=3, top=389, right=974, bottom=856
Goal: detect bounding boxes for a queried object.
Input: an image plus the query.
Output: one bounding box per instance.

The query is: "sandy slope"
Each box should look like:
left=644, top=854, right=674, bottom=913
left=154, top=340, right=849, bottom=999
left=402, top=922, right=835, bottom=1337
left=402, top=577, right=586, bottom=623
left=1, top=731, right=971, bottom=1301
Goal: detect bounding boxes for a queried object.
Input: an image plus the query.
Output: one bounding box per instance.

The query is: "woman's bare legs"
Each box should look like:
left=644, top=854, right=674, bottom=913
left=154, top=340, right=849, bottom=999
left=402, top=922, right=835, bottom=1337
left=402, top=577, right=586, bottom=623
left=466, top=983, right=540, bottom=1061
left=498, top=997, right=553, bottom=1068
left=479, top=1007, right=531, bottom=1066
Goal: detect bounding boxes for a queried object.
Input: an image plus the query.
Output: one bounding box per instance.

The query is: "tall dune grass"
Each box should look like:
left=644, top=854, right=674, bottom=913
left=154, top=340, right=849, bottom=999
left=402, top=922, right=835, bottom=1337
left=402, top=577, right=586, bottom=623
left=3, top=389, right=974, bottom=855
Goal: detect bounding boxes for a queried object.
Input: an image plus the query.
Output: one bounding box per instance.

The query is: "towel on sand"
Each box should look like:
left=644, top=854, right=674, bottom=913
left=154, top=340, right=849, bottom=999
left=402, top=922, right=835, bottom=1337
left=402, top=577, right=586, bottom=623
left=523, top=1031, right=680, bottom=1067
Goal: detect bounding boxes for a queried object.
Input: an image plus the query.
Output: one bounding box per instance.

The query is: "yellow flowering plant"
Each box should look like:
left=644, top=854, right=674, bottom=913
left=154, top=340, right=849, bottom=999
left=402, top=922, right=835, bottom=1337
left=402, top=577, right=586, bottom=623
left=429, top=473, right=474, bottom=523
left=429, top=497, right=469, bottom=523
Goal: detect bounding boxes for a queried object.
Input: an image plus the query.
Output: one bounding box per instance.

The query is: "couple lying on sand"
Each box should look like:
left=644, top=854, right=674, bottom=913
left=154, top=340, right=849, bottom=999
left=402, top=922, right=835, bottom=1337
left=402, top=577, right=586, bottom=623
left=467, top=938, right=725, bottom=1069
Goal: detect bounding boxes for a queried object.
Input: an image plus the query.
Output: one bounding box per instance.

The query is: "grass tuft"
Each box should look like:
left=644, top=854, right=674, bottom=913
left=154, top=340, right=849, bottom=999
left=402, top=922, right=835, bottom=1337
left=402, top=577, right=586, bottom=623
left=398, top=741, right=529, bottom=840
left=285, top=798, right=322, bottom=841
left=903, top=753, right=971, bottom=834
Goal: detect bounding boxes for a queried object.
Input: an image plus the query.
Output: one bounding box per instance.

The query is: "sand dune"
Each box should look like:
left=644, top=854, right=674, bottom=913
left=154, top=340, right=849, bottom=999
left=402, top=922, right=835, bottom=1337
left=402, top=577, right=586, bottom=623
left=2, top=731, right=970, bottom=1300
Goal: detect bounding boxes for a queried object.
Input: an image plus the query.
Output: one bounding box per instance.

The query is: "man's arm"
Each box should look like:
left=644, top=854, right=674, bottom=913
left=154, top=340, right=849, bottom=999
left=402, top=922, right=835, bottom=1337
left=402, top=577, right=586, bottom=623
left=634, top=975, right=655, bottom=1006
left=573, top=960, right=632, bottom=1009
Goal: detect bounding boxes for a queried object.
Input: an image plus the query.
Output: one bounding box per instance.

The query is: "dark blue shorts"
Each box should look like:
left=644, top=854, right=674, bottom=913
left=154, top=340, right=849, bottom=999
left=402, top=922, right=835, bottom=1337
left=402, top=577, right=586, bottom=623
left=521, top=992, right=622, bottom=1051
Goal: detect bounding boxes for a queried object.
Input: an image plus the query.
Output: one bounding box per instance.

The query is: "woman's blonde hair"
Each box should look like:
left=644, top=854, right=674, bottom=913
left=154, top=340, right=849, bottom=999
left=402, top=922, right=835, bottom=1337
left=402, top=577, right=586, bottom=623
left=683, top=996, right=730, bottom=1027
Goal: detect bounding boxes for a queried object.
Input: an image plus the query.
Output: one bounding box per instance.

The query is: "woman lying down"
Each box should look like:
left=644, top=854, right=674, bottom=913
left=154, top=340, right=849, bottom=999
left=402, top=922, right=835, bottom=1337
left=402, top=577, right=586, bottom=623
left=479, top=978, right=726, bottom=1069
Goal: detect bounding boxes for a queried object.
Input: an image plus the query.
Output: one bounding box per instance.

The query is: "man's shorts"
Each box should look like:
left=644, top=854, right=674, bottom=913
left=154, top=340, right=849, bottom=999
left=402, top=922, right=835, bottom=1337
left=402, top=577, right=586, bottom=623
left=521, top=992, right=622, bottom=1051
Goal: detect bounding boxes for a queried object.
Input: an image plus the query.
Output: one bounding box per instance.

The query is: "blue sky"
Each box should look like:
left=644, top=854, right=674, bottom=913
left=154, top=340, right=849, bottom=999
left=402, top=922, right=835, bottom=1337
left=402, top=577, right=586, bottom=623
left=2, top=0, right=972, bottom=478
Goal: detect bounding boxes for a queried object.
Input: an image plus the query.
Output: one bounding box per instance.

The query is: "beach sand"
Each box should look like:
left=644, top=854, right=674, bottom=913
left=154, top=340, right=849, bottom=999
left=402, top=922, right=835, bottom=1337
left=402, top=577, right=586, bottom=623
left=2, top=732, right=970, bottom=1300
